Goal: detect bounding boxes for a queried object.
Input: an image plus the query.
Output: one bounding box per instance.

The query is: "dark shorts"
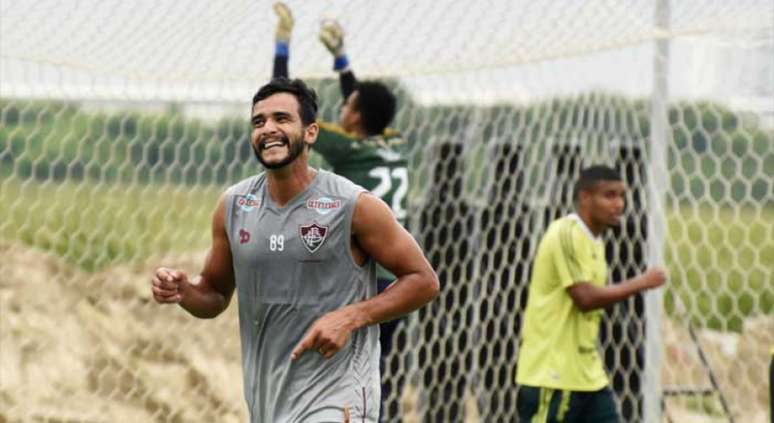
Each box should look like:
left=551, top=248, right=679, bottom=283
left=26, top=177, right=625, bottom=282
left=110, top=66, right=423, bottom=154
left=769, top=354, right=773, bottom=423
left=517, top=385, right=619, bottom=423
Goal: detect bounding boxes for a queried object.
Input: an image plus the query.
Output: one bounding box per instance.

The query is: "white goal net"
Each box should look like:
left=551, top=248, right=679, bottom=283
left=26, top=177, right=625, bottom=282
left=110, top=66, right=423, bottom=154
left=1, top=1, right=772, bottom=422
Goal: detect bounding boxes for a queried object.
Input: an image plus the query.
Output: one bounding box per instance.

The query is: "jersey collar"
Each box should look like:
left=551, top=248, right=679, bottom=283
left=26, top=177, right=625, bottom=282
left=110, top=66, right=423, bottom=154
left=567, top=213, right=602, bottom=242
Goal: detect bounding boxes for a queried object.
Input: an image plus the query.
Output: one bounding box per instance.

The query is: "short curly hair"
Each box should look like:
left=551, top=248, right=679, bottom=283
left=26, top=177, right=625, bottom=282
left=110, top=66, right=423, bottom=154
left=573, top=165, right=622, bottom=201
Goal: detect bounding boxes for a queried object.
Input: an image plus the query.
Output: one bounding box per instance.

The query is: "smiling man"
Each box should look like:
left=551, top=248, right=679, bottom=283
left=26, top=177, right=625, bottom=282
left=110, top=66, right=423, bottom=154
left=150, top=78, right=438, bottom=422
left=515, top=165, right=667, bottom=423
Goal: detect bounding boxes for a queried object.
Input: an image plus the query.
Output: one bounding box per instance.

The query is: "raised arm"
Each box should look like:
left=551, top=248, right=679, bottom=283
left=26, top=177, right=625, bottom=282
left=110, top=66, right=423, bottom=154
left=291, top=193, right=438, bottom=360
left=339, top=70, right=357, bottom=99
left=272, top=2, right=293, bottom=79
left=319, top=19, right=357, bottom=99
left=151, top=194, right=236, bottom=318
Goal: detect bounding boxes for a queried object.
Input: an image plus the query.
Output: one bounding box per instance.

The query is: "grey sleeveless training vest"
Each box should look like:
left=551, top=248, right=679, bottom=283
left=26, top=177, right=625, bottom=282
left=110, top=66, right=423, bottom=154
left=224, top=169, right=380, bottom=423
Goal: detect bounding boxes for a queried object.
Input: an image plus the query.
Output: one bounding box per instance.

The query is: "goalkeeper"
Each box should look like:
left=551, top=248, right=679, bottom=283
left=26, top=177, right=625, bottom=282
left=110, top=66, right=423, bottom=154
left=272, top=3, right=411, bottom=419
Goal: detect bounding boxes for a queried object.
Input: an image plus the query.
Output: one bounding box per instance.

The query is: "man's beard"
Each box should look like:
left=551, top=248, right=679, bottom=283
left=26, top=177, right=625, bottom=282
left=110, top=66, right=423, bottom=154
left=252, top=134, right=306, bottom=170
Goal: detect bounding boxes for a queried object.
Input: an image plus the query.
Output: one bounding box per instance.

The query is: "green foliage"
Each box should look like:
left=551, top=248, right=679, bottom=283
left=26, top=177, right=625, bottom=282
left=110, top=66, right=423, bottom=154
left=2, top=93, right=770, bottom=201
left=0, top=99, right=256, bottom=185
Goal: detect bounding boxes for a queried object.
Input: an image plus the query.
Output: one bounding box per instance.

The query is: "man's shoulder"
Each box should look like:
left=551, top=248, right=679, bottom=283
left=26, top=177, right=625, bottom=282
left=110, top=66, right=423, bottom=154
left=540, top=216, right=590, bottom=255
left=543, top=215, right=580, bottom=240
left=225, top=173, right=265, bottom=196
left=382, top=127, right=404, bottom=140
left=364, top=132, right=409, bottom=164
left=374, top=129, right=407, bottom=149
left=317, top=169, right=368, bottom=196
left=317, top=121, right=359, bottom=141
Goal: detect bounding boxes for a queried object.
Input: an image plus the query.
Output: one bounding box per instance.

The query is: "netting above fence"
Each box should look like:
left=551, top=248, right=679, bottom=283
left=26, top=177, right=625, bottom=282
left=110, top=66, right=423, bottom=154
left=1, top=0, right=772, bottom=101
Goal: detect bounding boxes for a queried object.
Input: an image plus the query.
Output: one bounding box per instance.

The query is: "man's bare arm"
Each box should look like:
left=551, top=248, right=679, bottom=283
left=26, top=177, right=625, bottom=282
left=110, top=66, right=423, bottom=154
left=151, top=194, right=236, bottom=318
left=567, top=268, right=666, bottom=312
left=271, top=2, right=293, bottom=79
left=347, top=193, right=439, bottom=326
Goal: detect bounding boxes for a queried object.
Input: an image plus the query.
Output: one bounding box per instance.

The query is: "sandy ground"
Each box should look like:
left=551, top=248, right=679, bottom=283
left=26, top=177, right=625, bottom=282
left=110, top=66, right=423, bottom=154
left=1, top=242, right=771, bottom=422
left=0, top=243, right=244, bottom=422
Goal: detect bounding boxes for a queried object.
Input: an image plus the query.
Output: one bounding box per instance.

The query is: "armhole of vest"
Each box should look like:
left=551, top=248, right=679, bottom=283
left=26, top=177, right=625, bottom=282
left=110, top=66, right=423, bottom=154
left=345, top=189, right=368, bottom=270
left=223, top=188, right=234, bottom=246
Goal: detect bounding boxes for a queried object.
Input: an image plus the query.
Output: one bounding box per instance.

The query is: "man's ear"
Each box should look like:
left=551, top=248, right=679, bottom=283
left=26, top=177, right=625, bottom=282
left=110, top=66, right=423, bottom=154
left=304, top=122, right=319, bottom=146
left=352, top=110, right=364, bottom=131
left=578, top=189, right=591, bottom=206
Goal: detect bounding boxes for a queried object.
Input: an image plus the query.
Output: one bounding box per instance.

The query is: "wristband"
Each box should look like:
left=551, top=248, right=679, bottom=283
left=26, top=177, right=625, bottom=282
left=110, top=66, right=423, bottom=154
left=334, top=55, right=349, bottom=71
left=275, top=41, right=289, bottom=57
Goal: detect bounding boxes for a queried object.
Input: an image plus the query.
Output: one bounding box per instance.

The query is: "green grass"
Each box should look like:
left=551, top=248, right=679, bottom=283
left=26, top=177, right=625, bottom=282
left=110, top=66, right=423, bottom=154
left=0, top=177, right=221, bottom=271
left=1, top=177, right=771, bottom=331
left=665, top=204, right=774, bottom=332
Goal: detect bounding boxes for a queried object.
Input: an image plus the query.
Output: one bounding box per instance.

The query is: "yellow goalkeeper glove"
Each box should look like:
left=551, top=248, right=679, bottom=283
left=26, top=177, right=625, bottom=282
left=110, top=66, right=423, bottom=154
left=273, top=2, right=294, bottom=44
left=319, top=19, right=349, bottom=71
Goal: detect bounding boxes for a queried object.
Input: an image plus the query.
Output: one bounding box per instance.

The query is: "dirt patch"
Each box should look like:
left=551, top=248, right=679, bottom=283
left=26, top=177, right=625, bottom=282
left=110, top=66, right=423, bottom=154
left=0, top=243, right=245, bottom=422
left=662, top=314, right=772, bottom=423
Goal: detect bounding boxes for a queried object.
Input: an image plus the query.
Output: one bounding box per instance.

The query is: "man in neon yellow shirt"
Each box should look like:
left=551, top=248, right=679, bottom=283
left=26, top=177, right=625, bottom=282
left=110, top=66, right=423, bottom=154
left=516, top=165, right=667, bottom=422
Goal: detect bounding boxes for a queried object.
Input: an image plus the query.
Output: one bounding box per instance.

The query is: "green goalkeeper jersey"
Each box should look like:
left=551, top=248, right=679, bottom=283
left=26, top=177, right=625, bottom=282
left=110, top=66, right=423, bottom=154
left=314, top=121, right=410, bottom=281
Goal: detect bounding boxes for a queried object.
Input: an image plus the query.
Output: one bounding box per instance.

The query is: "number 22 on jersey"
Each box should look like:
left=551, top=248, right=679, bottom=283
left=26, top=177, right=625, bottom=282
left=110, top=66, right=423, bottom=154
left=368, top=166, right=408, bottom=220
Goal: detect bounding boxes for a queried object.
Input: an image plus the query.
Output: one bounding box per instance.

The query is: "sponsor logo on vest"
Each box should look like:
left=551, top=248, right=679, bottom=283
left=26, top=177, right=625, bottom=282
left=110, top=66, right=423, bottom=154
left=306, top=197, right=341, bottom=215
left=239, top=229, right=250, bottom=244
left=236, top=194, right=260, bottom=212
left=299, top=222, right=328, bottom=253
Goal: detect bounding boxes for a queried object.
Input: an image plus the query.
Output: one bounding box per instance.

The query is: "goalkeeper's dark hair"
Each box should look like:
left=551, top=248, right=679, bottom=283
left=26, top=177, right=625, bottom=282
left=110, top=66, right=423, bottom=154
left=252, top=77, right=318, bottom=126
left=573, top=165, right=622, bottom=201
left=354, top=81, right=397, bottom=136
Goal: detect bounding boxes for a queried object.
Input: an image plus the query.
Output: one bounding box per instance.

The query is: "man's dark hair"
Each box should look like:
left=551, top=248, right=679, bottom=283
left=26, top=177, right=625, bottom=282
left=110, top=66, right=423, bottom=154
left=573, top=165, right=622, bottom=201
left=354, top=81, right=397, bottom=136
left=252, top=77, right=318, bottom=126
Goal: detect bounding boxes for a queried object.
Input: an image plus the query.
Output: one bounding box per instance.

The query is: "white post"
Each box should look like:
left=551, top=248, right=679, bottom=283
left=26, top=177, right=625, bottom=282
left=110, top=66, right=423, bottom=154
left=644, top=0, right=670, bottom=422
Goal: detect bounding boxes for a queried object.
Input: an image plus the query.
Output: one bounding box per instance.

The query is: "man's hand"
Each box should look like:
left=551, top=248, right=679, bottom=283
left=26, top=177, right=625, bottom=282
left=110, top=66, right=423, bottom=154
left=273, top=2, right=294, bottom=43
left=640, top=267, right=667, bottom=289
left=290, top=307, right=362, bottom=360
left=151, top=267, right=190, bottom=304
left=319, top=19, right=345, bottom=58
